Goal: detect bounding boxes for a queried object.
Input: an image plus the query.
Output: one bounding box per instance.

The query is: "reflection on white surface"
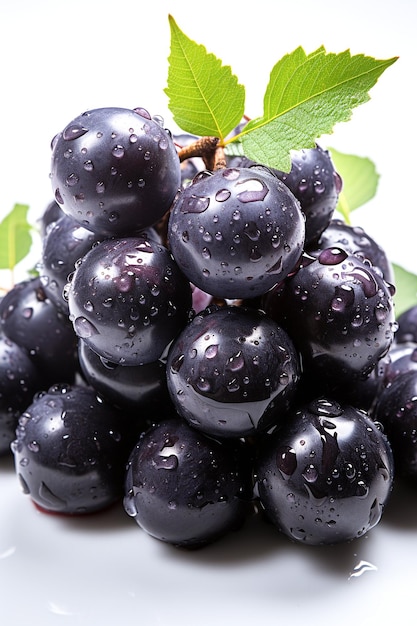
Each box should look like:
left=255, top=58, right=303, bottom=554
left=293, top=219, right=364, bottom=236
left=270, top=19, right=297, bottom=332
left=348, top=559, right=378, bottom=579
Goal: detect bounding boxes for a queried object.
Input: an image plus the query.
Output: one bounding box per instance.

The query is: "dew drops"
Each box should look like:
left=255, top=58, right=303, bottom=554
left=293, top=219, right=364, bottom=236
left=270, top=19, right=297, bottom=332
left=66, top=173, right=79, bottom=187
left=205, top=344, right=218, bottom=359
left=63, top=124, right=88, bottom=141
left=112, top=145, right=125, bottom=158
left=74, top=316, right=99, bottom=338
left=215, top=189, right=231, bottom=202
left=276, top=445, right=297, bottom=476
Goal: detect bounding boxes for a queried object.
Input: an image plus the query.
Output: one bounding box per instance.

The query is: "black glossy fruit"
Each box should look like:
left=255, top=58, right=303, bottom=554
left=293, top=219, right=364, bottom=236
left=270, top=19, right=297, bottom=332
left=39, top=213, right=102, bottom=313
left=166, top=304, right=301, bottom=438
left=394, top=304, right=417, bottom=344
left=12, top=383, right=134, bottom=514
left=263, top=248, right=396, bottom=392
left=0, top=333, right=42, bottom=456
left=50, top=107, right=181, bottom=236
left=255, top=398, right=394, bottom=545
left=310, top=218, right=394, bottom=284
left=124, top=415, right=250, bottom=547
left=78, top=339, right=171, bottom=412
left=373, top=369, right=417, bottom=481
left=0, top=276, right=78, bottom=385
left=383, top=341, right=417, bottom=385
left=273, top=144, right=342, bottom=247
left=66, top=235, right=193, bottom=365
left=167, top=166, right=305, bottom=300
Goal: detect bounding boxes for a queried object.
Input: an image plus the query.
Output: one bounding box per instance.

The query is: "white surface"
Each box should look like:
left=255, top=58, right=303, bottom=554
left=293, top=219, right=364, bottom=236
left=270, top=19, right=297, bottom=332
left=1, top=1, right=417, bottom=625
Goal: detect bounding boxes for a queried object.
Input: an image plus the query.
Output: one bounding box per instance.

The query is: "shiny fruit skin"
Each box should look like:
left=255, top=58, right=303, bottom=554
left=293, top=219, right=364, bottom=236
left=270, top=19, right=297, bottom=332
left=50, top=107, right=181, bottom=236
left=255, top=398, right=394, bottom=545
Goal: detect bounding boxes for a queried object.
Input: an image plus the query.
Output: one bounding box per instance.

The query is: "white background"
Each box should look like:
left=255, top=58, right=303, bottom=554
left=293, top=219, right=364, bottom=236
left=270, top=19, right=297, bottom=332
left=1, top=2, right=417, bottom=625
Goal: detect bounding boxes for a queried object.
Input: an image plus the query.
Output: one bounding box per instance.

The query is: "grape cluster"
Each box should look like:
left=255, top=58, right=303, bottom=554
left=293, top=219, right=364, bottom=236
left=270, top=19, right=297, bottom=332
left=3, top=105, right=414, bottom=550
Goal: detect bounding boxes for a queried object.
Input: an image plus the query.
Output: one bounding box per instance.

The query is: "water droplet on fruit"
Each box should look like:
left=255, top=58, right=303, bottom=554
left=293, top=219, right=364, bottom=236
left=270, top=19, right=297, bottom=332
left=318, top=247, right=348, bottom=265
left=215, top=189, right=231, bottom=202
left=314, top=180, right=325, bottom=194
left=356, top=481, right=369, bottom=498
left=83, top=160, right=94, bottom=171
left=134, top=107, right=151, bottom=119
left=66, top=173, right=79, bottom=187
left=197, top=377, right=211, bottom=392
left=236, top=178, right=268, bottom=203
left=113, top=272, right=135, bottom=293
left=63, top=124, right=88, bottom=140
left=309, top=398, right=343, bottom=417
left=96, top=182, right=105, bottom=194
left=205, top=344, right=218, bottom=359
left=74, top=316, right=99, bottom=338
left=227, top=378, right=240, bottom=392
left=227, top=351, right=244, bottom=371
left=124, top=491, right=138, bottom=516
left=84, top=300, right=94, bottom=312
left=331, top=284, right=355, bottom=312
left=108, top=211, right=119, bottom=223
left=112, top=145, right=125, bottom=158
left=298, top=179, right=308, bottom=193
left=375, top=302, right=390, bottom=322
left=276, top=446, right=297, bottom=476
left=222, top=168, right=240, bottom=181
left=250, top=248, right=262, bottom=262
left=341, top=266, right=379, bottom=298
left=182, top=195, right=210, bottom=214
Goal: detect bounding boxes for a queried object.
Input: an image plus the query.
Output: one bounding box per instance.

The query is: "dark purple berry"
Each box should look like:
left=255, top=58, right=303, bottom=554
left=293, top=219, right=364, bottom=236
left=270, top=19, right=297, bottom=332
left=166, top=305, right=301, bottom=438
left=78, top=339, right=171, bottom=412
left=39, top=213, right=102, bottom=313
left=124, top=416, right=250, bottom=547
left=66, top=235, right=192, bottom=365
left=12, top=383, right=134, bottom=514
left=273, top=144, right=342, bottom=247
left=310, top=218, right=394, bottom=284
left=0, top=333, right=42, bottom=456
left=394, top=304, right=417, bottom=344
left=50, top=107, right=181, bottom=236
left=0, top=277, right=78, bottom=386
left=374, top=369, right=417, bottom=481
left=255, top=398, right=394, bottom=545
left=264, top=248, right=397, bottom=391
left=167, top=166, right=305, bottom=300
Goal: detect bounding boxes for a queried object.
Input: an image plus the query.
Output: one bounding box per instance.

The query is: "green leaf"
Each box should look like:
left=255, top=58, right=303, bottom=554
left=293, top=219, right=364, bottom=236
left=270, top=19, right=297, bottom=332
left=165, top=15, right=245, bottom=140
left=237, top=47, right=397, bottom=171
left=392, top=263, right=417, bottom=317
left=0, top=204, right=32, bottom=270
left=329, top=148, right=380, bottom=223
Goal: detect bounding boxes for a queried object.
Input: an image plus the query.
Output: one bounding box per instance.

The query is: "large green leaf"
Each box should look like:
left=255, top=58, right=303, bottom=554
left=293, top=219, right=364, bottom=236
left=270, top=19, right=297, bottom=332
left=238, top=47, right=397, bottom=171
left=165, top=15, right=245, bottom=140
left=392, top=263, right=417, bottom=317
left=0, top=204, right=32, bottom=270
left=329, top=148, right=380, bottom=223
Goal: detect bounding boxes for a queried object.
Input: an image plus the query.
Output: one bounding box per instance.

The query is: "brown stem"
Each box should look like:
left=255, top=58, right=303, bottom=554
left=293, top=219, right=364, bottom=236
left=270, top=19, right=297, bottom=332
left=177, top=135, right=228, bottom=172
left=177, top=136, right=219, bottom=163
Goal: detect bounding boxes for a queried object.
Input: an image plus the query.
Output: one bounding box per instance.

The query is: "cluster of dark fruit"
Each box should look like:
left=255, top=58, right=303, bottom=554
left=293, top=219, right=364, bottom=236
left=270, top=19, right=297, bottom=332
left=3, top=106, right=417, bottom=549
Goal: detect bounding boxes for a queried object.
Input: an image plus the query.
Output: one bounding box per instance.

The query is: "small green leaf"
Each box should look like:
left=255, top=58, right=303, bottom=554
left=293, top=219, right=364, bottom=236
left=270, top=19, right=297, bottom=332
left=329, top=148, right=380, bottom=223
left=392, top=263, right=417, bottom=317
left=237, top=47, right=397, bottom=171
left=165, top=15, right=245, bottom=140
left=0, top=204, right=32, bottom=270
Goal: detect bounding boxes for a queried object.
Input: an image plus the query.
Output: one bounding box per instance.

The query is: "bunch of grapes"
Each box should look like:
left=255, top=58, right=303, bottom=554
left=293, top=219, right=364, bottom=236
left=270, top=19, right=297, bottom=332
left=2, top=104, right=414, bottom=549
